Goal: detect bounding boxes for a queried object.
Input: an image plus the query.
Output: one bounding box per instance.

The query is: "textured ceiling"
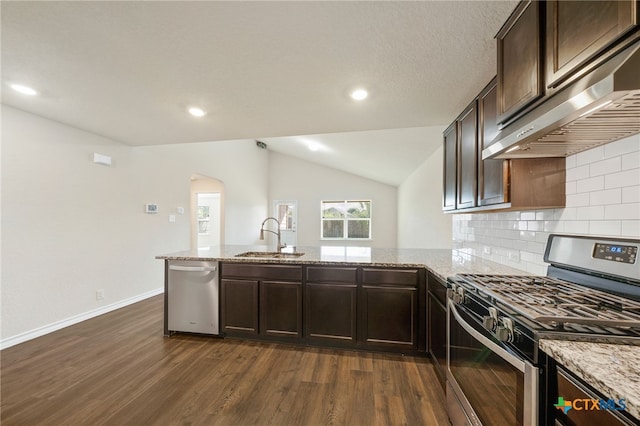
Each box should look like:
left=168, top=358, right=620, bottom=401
left=1, top=1, right=517, bottom=185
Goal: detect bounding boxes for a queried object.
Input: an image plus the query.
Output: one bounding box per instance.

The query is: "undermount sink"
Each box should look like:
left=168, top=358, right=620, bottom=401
left=234, top=251, right=305, bottom=259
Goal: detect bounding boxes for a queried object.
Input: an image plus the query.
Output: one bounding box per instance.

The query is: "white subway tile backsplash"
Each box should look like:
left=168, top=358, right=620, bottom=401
left=520, top=211, right=536, bottom=221
left=590, top=188, right=621, bottom=206
left=604, top=134, right=640, bottom=158
left=526, top=241, right=546, bottom=254
left=621, top=151, right=640, bottom=171
left=566, top=164, right=590, bottom=182
left=590, top=157, right=621, bottom=177
left=576, top=145, right=605, bottom=165
left=527, top=220, right=543, bottom=231
left=563, top=220, right=590, bottom=234
left=535, top=211, right=554, bottom=221
left=519, top=230, right=537, bottom=242
left=543, top=220, right=564, bottom=233
left=605, top=203, right=640, bottom=220
left=555, top=208, right=576, bottom=221
left=622, top=186, right=640, bottom=203
left=566, top=193, right=590, bottom=207
left=605, top=169, right=640, bottom=189
left=622, top=221, right=640, bottom=237
left=589, top=221, right=621, bottom=237
left=576, top=205, right=605, bottom=220
left=451, top=136, right=639, bottom=275
left=576, top=176, right=604, bottom=193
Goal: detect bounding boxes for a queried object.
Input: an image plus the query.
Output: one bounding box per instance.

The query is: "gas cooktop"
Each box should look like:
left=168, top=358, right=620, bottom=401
left=452, top=274, right=640, bottom=329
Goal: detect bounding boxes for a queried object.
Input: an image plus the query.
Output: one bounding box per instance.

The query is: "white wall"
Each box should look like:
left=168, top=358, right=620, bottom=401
left=268, top=151, right=398, bottom=248
left=397, top=144, right=452, bottom=249
left=1, top=105, right=268, bottom=346
left=452, top=134, right=640, bottom=275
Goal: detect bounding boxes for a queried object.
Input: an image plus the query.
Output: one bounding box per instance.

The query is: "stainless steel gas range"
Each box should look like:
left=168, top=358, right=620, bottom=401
left=446, top=234, right=640, bottom=426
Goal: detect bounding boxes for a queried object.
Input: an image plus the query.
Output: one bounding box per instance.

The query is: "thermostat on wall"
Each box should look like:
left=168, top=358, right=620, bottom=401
left=145, top=204, right=158, bottom=214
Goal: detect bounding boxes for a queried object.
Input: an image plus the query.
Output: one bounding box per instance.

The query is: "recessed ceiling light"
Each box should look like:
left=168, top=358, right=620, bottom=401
left=188, top=107, right=206, bottom=117
left=10, top=83, right=38, bottom=96
left=350, top=89, right=368, bottom=101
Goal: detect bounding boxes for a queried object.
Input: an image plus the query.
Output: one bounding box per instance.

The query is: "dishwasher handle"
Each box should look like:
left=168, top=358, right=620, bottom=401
left=169, top=265, right=217, bottom=272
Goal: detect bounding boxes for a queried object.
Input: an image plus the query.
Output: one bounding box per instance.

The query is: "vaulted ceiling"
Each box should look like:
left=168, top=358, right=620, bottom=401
left=2, top=1, right=517, bottom=185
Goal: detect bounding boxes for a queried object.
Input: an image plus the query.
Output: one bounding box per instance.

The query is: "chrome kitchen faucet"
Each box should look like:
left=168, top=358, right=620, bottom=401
left=259, top=217, right=285, bottom=252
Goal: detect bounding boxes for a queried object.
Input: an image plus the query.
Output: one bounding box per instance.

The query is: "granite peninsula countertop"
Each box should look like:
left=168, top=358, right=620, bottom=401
left=156, top=245, right=528, bottom=282
left=540, top=339, right=640, bottom=420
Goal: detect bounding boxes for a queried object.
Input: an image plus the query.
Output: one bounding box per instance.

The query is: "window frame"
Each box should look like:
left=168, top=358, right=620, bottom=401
left=320, top=200, right=372, bottom=240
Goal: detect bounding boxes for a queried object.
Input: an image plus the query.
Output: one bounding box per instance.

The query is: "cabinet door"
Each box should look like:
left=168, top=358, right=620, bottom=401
left=477, top=79, right=509, bottom=206
left=457, top=102, right=478, bottom=209
left=497, top=0, right=543, bottom=124
left=221, top=278, right=259, bottom=335
left=442, top=122, right=457, bottom=211
left=428, top=292, right=447, bottom=390
left=546, top=0, right=639, bottom=88
left=305, top=282, right=357, bottom=346
left=362, top=286, right=417, bottom=349
left=260, top=280, right=302, bottom=339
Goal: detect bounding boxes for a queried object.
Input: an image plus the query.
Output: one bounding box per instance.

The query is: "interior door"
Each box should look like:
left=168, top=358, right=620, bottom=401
left=196, top=192, right=221, bottom=250
left=273, top=200, right=297, bottom=248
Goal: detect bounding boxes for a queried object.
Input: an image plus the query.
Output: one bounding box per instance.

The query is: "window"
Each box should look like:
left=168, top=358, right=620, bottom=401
left=321, top=200, right=371, bottom=239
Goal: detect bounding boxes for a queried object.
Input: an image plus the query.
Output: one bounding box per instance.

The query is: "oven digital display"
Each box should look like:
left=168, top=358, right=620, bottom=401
left=593, top=243, right=638, bottom=264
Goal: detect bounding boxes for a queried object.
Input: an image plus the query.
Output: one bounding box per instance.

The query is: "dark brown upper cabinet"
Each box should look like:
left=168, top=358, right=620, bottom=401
left=442, top=122, right=458, bottom=211
left=457, top=103, right=478, bottom=210
left=496, top=0, right=543, bottom=125
left=546, top=0, right=640, bottom=88
left=477, top=78, right=509, bottom=206
left=442, top=77, right=566, bottom=213
left=442, top=102, right=479, bottom=212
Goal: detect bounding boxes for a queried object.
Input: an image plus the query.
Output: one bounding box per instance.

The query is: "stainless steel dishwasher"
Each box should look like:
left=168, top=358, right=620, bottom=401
left=167, top=260, right=219, bottom=335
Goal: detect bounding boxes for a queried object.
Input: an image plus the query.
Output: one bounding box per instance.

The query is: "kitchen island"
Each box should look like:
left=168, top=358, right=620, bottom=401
left=157, top=245, right=526, bottom=354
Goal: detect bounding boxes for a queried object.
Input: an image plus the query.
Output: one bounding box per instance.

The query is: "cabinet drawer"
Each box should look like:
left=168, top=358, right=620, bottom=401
left=428, top=274, right=448, bottom=306
left=221, top=263, right=302, bottom=281
left=362, top=269, right=418, bottom=286
left=306, top=266, right=357, bottom=283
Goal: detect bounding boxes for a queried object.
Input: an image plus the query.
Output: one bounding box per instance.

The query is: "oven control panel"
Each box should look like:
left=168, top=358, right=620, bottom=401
left=593, top=243, right=638, bottom=264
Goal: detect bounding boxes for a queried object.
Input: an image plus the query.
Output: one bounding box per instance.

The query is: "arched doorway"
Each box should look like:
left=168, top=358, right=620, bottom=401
left=190, top=174, right=225, bottom=250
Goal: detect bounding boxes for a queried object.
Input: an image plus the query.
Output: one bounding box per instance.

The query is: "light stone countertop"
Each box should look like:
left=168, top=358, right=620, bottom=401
left=156, top=245, right=529, bottom=282
left=539, top=339, right=640, bottom=420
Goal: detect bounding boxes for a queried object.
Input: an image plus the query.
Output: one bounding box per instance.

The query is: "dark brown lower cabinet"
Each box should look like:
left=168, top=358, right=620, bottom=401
left=260, top=280, right=301, bottom=339
left=362, top=285, right=417, bottom=350
left=427, top=273, right=448, bottom=390
left=221, top=278, right=259, bottom=335
left=221, top=263, right=302, bottom=339
left=221, top=263, right=424, bottom=353
left=305, top=282, right=357, bottom=346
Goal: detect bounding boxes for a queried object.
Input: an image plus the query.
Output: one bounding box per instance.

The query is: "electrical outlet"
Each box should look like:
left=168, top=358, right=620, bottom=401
left=508, top=251, right=521, bottom=263
left=483, top=246, right=492, bottom=255
left=96, top=289, right=105, bottom=300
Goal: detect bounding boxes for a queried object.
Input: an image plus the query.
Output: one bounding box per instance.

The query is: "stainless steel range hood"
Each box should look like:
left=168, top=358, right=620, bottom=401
left=483, top=40, right=640, bottom=160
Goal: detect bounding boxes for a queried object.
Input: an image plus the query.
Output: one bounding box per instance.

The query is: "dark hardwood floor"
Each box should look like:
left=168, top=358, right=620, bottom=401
left=1, top=295, right=449, bottom=425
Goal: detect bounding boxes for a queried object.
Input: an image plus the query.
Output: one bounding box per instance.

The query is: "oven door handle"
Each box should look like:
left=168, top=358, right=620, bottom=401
left=449, top=300, right=526, bottom=373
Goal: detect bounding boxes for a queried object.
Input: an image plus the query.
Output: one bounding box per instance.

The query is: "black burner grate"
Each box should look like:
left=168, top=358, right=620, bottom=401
left=453, top=274, right=640, bottom=329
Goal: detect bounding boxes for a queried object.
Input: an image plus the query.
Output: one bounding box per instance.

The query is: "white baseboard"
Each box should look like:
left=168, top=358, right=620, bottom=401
left=0, top=288, right=164, bottom=350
